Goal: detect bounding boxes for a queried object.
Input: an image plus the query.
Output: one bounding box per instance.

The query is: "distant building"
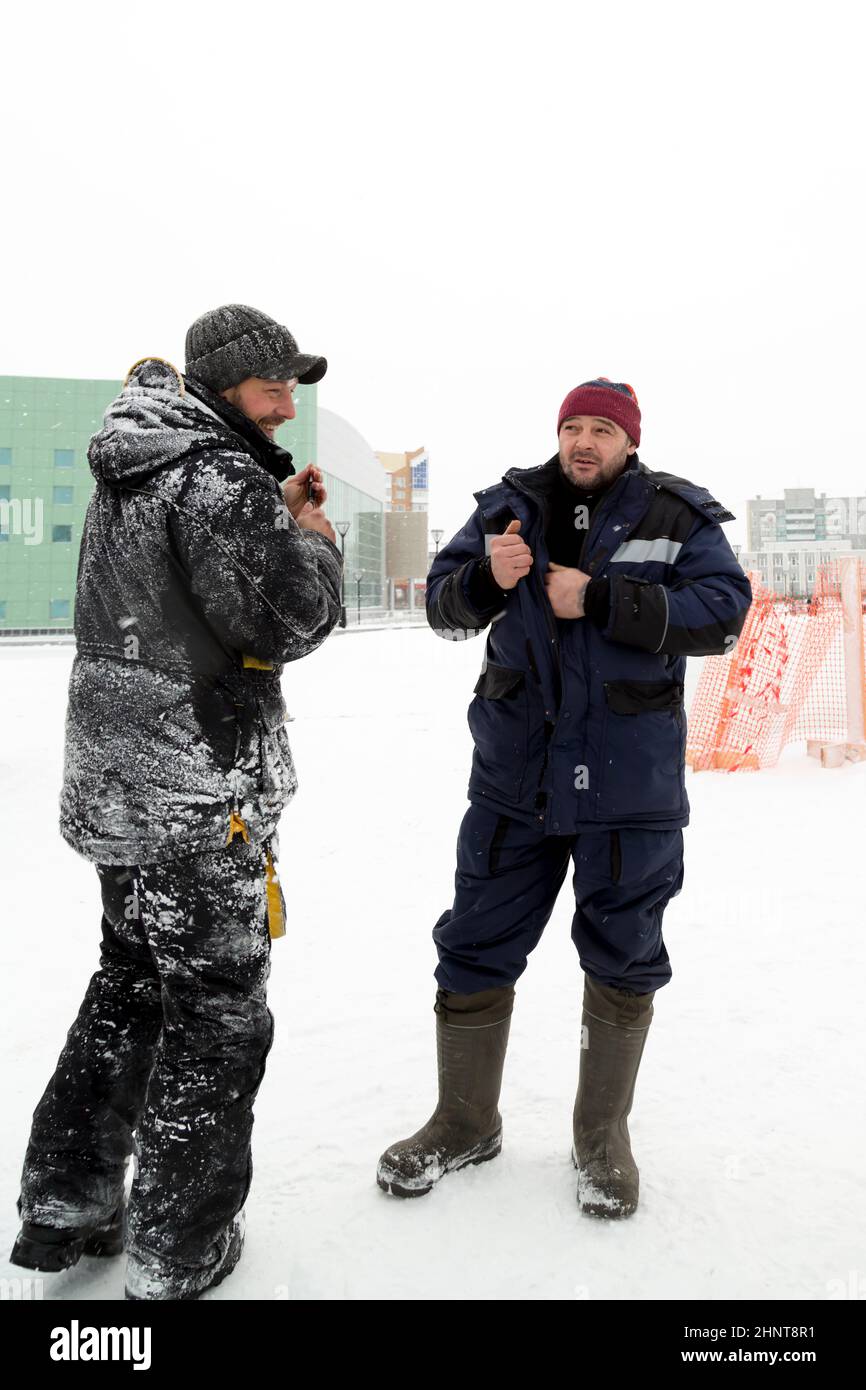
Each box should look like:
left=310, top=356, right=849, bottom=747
left=376, top=446, right=428, bottom=514
left=0, top=375, right=140, bottom=634
left=747, top=488, right=866, bottom=550
left=375, top=446, right=430, bottom=608
left=740, top=487, right=866, bottom=597
left=317, top=408, right=386, bottom=611
left=734, top=537, right=857, bottom=598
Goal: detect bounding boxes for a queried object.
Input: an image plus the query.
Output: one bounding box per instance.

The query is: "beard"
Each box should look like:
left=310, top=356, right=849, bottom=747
left=558, top=440, right=632, bottom=489
left=220, top=387, right=282, bottom=437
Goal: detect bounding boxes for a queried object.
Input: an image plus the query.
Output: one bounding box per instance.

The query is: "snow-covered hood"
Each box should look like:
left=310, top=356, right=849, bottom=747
left=88, top=357, right=295, bottom=487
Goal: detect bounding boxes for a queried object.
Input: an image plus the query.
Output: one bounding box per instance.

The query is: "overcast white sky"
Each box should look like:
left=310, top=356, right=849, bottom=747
left=2, top=0, right=864, bottom=543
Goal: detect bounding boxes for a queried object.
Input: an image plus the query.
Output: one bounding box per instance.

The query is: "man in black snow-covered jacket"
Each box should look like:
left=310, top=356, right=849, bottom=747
left=377, top=377, right=752, bottom=1220
left=10, top=305, right=343, bottom=1300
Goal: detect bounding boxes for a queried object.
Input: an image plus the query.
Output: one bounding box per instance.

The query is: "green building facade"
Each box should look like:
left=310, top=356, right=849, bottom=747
left=0, top=373, right=385, bottom=634
left=0, top=376, right=120, bottom=632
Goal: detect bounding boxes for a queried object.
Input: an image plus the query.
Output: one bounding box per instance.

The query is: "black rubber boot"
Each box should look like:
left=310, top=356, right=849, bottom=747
left=377, top=985, right=514, bottom=1197
left=10, top=1204, right=125, bottom=1272
left=572, top=976, right=655, bottom=1219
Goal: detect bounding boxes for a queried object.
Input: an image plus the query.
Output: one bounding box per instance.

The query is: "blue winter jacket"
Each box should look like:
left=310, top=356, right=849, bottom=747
left=426, top=452, right=752, bottom=833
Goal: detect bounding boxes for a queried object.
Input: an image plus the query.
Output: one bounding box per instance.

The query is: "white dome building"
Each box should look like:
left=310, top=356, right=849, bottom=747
left=316, top=407, right=386, bottom=611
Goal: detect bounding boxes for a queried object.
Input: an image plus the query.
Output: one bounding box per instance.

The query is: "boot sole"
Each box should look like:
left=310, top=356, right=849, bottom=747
left=377, top=1132, right=502, bottom=1198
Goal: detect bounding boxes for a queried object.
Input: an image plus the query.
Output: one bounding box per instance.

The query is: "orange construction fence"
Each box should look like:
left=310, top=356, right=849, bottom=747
left=686, top=557, right=866, bottom=770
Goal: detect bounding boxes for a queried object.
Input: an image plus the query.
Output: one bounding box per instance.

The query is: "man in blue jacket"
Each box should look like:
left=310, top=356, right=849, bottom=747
left=377, top=377, right=752, bottom=1217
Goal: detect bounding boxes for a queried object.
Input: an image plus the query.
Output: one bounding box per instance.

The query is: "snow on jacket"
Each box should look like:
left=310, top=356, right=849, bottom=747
left=426, top=451, right=752, bottom=833
left=60, top=358, right=343, bottom=865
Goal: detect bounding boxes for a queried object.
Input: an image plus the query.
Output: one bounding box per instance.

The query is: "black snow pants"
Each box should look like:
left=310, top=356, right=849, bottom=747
left=15, top=833, right=279, bottom=1269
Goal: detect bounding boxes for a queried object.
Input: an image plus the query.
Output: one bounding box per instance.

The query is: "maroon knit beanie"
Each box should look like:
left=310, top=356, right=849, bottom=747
left=557, top=377, right=641, bottom=445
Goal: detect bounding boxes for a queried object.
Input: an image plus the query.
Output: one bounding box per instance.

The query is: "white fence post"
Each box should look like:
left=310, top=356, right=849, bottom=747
left=840, top=556, right=866, bottom=750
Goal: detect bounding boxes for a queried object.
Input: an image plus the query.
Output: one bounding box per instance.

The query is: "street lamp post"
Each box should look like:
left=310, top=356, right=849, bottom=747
left=335, top=521, right=350, bottom=628
left=353, top=571, right=364, bottom=625
left=431, top=528, right=443, bottom=557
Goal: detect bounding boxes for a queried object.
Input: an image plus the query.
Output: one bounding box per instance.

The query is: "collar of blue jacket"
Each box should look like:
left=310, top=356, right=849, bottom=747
left=474, top=450, right=735, bottom=532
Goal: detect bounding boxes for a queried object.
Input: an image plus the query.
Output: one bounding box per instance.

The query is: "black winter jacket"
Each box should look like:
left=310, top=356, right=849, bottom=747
left=60, top=358, right=343, bottom=864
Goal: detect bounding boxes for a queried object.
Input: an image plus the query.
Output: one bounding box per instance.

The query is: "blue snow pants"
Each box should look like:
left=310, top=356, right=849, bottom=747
left=433, top=804, right=684, bottom=996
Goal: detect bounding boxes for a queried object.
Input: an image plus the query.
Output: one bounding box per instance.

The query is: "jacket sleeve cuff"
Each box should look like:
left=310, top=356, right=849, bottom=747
left=302, top=529, right=343, bottom=562
left=603, top=573, right=669, bottom=651
left=583, top=577, right=611, bottom=627
left=465, top=557, right=510, bottom=614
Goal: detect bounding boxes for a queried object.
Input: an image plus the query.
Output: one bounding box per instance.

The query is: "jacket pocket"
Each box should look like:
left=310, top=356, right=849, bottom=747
left=603, top=679, right=684, bottom=715
left=467, top=661, right=530, bottom=802
left=594, top=680, right=686, bottom=820
left=610, top=829, right=622, bottom=883
left=256, top=686, right=289, bottom=732
left=473, top=662, right=526, bottom=700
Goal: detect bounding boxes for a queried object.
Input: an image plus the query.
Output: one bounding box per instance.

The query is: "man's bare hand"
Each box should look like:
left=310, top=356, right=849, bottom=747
left=544, top=561, right=591, bottom=619
left=282, top=465, right=327, bottom=519
left=490, top=519, right=533, bottom=590
left=296, top=502, right=336, bottom=546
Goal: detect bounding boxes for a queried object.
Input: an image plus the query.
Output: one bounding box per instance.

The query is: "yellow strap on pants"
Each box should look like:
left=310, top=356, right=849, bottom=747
left=265, top=852, right=286, bottom=939
left=225, top=814, right=285, bottom=939
left=226, top=812, right=250, bottom=845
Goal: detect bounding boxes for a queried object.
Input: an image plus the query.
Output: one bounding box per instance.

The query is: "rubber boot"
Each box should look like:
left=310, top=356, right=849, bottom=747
left=572, top=975, right=655, bottom=1218
left=377, top=985, right=514, bottom=1197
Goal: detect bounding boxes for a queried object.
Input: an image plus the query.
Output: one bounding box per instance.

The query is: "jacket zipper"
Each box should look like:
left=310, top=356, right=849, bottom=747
left=510, top=469, right=626, bottom=824
left=506, top=479, right=563, bottom=706
left=577, top=483, right=621, bottom=574
left=505, top=479, right=562, bottom=823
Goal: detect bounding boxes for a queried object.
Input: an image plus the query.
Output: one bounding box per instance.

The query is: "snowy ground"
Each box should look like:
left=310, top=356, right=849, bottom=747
left=2, top=631, right=864, bottom=1301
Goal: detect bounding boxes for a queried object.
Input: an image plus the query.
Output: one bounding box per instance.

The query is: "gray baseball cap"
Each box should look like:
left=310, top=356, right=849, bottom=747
left=184, top=304, right=327, bottom=392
